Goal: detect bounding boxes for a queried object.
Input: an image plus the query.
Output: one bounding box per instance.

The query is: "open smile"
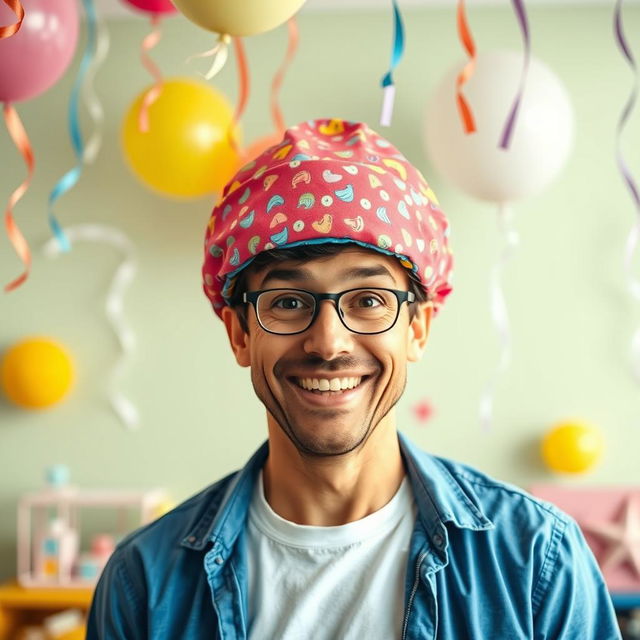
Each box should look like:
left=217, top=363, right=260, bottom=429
left=285, top=375, right=373, bottom=407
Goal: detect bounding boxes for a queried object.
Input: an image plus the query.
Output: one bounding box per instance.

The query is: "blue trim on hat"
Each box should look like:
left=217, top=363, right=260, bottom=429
left=220, top=237, right=419, bottom=303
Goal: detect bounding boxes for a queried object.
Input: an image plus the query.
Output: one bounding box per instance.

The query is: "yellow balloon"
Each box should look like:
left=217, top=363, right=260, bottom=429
left=541, top=420, right=604, bottom=474
left=122, top=78, right=240, bottom=198
left=171, top=0, right=307, bottom=36
left=1, top=338, right=74, bottom=409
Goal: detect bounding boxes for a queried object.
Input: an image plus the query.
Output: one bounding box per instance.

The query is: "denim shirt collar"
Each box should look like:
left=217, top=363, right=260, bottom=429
left=180, top=432, right=493, bottom=557
left=398, top=432, right=494, bottom=536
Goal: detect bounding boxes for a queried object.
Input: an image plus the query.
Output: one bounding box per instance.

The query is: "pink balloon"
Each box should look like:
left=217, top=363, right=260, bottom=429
left=0, top=0, right=79, bottom=103
left=122, top=0, right=177, bottom=16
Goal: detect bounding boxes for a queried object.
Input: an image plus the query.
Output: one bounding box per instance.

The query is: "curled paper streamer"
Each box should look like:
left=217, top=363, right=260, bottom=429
left=186, top=32, right=231, bottom=80
left=3, top=103, right=33, bottom=292
left=614, top=0, right=640, bottom=384
left=456, top=0, right=477, bottom=134
left=82, top=6, right=109, bottom=164
left=270, top=18, right=299, bottom=137
left=226, top=36, right=249, bottom=154
left=47, top=0, right=99, bottom=252
left=138, top=14, right=163, bottom=132
left=379, top=0, right=405, bottom=127
left=0, top=0, right=24, bottom=38
left=43, top=225, right=140, bottom=429
left=499, top=0, right=530, bottom=149
left=479, top=204, right=519, bottom=431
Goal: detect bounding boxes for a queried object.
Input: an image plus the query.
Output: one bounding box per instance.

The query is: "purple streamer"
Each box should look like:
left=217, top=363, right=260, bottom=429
left=614, top=0, right=640, bottom=211
left=614, top=0, right=640, bottom=387
left=499, top=0, right=530, bottom=150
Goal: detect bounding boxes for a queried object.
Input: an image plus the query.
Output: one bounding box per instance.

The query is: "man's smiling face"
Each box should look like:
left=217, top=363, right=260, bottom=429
left=222, top=246, right=431, bottom=458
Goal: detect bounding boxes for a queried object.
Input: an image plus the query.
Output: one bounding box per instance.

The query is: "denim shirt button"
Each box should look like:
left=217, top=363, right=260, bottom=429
left=433, top=534, right=444, bottom=548
left=215, top=556, right=224, bottom=565
left=187, top=536, right=196, bottom=543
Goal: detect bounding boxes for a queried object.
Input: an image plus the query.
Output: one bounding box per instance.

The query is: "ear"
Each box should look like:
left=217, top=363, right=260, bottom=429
left=221, top=306, right=251, bottom=368
left=406, top=302, right=432, bottom=363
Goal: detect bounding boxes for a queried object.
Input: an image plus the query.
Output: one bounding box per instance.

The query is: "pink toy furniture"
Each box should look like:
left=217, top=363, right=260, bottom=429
left=17, top=487, right=169, bottom=588
left=530, top=485, right=640, bottom=608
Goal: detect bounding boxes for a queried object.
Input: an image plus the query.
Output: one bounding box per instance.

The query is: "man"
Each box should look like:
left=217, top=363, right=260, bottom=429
left=87, top=118, right=620, bottom=639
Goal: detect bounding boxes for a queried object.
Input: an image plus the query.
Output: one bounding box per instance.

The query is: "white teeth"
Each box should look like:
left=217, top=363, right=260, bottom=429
left=297, top=376, right=362, bottom=391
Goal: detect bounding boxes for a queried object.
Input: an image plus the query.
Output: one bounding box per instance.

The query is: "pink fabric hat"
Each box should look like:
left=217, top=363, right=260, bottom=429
left=202, top=118, right=453, bottom=318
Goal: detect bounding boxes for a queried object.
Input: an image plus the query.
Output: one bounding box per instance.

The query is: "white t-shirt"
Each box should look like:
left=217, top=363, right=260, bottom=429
left=247, top=472, right=416, bottom=640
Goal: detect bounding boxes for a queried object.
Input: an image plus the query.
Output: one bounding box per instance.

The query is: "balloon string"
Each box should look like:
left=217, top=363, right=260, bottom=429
left=455, top=0, right=477, bottom=134
left=479, top=204, right=518, bottom=431
left=0, top=0, right=24, bottom=38
left=186, top=33, right=231, bottom=80
left=83, top=5, right=109, bottom=164
left=42, top=225, right=140, bottom=430
left=614, top=0, right=640, bottom=384
left=227, top=36, right=249, bottom=155
left=499, top=0, right=530, bottom=149
left=379, top=0, right=405, bottom=127
left=138, top=14, right=163, bottom=133
left=3, top=103, right=33, bottom=293
left=270, top=17, right=299, bottom=137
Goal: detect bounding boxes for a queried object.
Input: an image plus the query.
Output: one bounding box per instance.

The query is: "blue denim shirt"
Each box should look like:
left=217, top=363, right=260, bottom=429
left=87, top=433, right=621, bottom=639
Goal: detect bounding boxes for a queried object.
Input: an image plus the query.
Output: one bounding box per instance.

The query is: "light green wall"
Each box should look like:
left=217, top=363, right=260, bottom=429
left=1, top=5, right=639, bottom=581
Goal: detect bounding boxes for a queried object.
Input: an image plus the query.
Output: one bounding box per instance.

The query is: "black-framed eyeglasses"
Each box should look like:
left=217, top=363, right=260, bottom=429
left=242, top=287, right=416, bottom=335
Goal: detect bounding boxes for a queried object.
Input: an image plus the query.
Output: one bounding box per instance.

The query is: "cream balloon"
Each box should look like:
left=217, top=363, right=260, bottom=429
left=424, top=50, right=574, bottom=203
left=171, top=0, right=307, bottom=36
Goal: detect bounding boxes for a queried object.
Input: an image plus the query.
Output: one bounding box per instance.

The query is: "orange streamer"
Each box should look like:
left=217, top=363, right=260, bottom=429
left=456, top=0, right=477, bottom=134
left=0, top=0, right=24, bottom=38
left=228, top=36, right=250, bottom=154
left=270, top=18, right=299, bottom=137
left=138, top=14, right=163, bottom=132
left=3, top=103, right=33, bottom=292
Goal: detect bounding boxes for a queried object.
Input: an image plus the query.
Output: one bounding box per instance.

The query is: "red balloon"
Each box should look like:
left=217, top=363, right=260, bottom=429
left=121, top=0, right=177, bottom=16
left=0, top=0, right=79, bottom=103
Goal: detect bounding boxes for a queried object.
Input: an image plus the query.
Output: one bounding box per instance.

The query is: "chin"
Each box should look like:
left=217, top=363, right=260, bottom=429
left=285, top=421, right=373, bottom=458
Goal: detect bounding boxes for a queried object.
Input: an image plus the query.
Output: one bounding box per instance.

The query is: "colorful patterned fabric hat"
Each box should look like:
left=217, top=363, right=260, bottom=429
left=203, top=118, right=453, bottom=318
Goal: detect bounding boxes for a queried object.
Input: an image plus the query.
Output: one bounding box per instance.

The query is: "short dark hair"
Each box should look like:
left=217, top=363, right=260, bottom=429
left=227, top=243, right=430, bottom=334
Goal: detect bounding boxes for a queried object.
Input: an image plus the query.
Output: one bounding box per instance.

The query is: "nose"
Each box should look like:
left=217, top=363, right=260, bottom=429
left=303, top=299, right=354, bottom=360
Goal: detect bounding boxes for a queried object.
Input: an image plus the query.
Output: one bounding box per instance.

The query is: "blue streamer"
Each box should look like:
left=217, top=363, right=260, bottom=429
left=47, top=0, right=97, bottom=252
left=381, top=0, right=405, bottom=90
left=379, top=0, right=405, bottom=127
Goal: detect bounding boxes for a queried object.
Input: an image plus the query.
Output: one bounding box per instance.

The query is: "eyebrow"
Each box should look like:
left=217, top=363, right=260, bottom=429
left=259, top=265, right=397, bottom=288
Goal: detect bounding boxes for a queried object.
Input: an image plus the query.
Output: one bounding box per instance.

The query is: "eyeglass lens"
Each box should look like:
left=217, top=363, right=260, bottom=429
left=256, top=289, right=399, bottom=334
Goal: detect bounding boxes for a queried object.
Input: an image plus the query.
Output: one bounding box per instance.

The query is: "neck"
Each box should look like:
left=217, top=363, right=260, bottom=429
left=263, top=413, right=405, bottom=526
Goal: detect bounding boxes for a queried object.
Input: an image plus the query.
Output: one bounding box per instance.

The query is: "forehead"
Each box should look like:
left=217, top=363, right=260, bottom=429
left=246, top=247, right=410, bottom=290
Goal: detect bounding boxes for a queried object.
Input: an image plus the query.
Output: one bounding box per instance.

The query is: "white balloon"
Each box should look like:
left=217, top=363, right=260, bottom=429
left=424, top=50, right=574, bottom=203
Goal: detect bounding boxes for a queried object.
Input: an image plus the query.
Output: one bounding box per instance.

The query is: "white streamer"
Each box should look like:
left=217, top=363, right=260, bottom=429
left=43, top=225, right=140, bottom=430
left=479, top=203, right=519, bottom=431
left=186, top=34, right=231, bottom=81
left=83, top=10, right=110, bottom=164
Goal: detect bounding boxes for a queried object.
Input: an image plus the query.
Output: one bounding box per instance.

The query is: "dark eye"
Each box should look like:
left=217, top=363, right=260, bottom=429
left=357, top=296, right=381, bottom=308
left=273, top=296, right=308, bottom=310
left=353, top=292, right=386, bottom=309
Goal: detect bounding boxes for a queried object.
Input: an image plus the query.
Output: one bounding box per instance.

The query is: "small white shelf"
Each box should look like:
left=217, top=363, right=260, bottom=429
left=17, top=487, right=169, bottom=589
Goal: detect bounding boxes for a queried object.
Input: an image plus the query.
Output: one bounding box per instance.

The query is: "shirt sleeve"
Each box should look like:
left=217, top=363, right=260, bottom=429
left=86, top=548, right=147, bottom=640
left=532, top=516, right=622, bottom=640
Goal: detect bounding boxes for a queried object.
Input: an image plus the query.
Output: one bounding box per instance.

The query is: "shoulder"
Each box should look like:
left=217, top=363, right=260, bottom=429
left=109, top=470, right=239, bottom=568
left=403, top=434, right=572, bottom=535
left=437, top=454, right=571, bottom=531
left=425, top=453, right=609, bottom=616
